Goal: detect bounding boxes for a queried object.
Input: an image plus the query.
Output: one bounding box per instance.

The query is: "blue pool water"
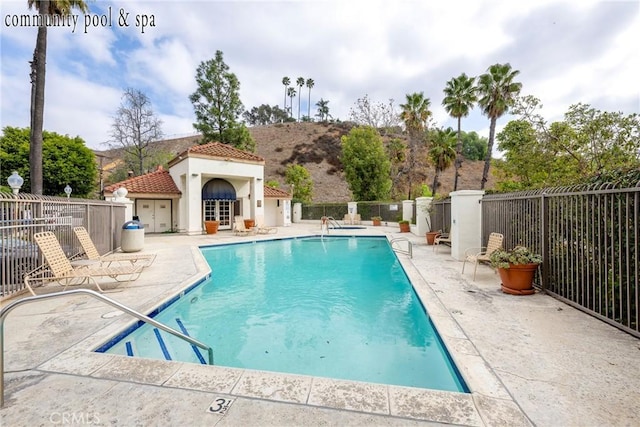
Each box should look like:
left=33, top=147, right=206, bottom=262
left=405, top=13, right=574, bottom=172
left=99, top=236, right=468, bottom=392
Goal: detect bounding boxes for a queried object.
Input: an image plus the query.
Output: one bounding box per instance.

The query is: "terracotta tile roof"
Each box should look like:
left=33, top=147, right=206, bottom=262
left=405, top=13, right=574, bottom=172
left=171, top=142, right=265, bottom=165
left=104, top=166, right=181, bottom=195
left=264, top=185, right=291, bottom=199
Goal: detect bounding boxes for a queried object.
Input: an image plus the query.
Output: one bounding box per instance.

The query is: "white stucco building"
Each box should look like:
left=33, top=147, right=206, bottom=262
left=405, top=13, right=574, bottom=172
left=104, top=142, right=292, bottom=234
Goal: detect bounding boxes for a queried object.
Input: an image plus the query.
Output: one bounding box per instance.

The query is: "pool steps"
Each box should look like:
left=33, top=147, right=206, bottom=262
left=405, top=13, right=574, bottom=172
left=129, top=318, right=207, bottom=365
left=175, top=318, right=207, bottom=364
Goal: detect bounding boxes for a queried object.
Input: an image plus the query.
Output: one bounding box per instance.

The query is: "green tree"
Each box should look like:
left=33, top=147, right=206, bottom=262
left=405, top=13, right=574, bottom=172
left=494, top=120, right=551, bottom=191
left=315, top=98, right=330, bottom=121
left=108, top=88, right=163, bottom=176
left=27, top=0, right=89, bottom=194
left=296, top=77, right=305, bottom=121
left=428, top=128, right=457, bottom=196
left=243, top=104, right=289, bottom=125
left=282, top=76, right=290, bottom=113
left=1, top=126, right=97, bottom=197
left=442, top=73, right=477, bottom=191
left=340, top=126, right=392, bottom=201
left=563, top=103, right=640, bottom=173
left=461, top=131, right=488, bottom=160
left=190, top=50, right=244, bottom=145
left=284, top=164, right=313, bottom=203
left=221, top=124, right=255, bottom=152
left=477, top=63, right=522, bottom=189
left=399, top=92, right=431, bottom=199
left=385, top=137, right=407, bottom=199
left=498, top=98, right=640, bottom=189
left=305, top=78, right=315, bottom=119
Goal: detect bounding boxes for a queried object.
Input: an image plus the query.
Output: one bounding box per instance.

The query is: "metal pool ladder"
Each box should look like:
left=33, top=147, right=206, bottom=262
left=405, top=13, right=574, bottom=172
left=0, top=289, right=214, bottom=407
left=390, top=237, right=413, bottom=258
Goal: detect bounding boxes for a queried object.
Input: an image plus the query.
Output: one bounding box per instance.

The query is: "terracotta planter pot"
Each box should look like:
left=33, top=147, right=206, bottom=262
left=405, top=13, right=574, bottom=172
left=372, top=219, right=382, bottom=226
left=204, top=221, right=220, bottom=234
left=244, top=219, right=255, bottom=229
left=426, top=231, right=440, bottom=245
left=399, top=222, right=410, bottom=233
left=498, top=263, right=539, bottom=295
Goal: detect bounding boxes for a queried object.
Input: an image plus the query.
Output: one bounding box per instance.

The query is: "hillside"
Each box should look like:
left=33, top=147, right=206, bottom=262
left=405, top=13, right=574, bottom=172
left=97, top=122, right=495, bottom=202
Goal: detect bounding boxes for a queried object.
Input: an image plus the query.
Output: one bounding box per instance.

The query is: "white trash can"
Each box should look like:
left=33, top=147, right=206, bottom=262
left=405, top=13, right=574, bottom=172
left=121, top=220, right=144, bottom=252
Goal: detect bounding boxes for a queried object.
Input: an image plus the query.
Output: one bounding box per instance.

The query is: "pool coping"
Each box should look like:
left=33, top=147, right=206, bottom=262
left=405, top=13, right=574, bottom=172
left=34, top=234, right=532, bottom=426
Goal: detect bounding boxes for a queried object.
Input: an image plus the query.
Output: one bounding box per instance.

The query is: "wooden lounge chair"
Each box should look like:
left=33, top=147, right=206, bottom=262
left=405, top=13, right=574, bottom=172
left=462, top=232, right=504, bottom=280
left=73, top=227, right=156, bottom=268
left=25, top=231, right=143, bottom=295
left=233, top=216, right=255, bottom=236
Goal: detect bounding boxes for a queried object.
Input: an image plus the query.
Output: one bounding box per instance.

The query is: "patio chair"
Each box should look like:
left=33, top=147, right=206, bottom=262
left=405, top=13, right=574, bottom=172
left=461, top=232, right=504, bottom=280
left=256, top=222, right=278, bottom=234
left=25, top=231, right=143, bottom=295
left=73, top=227, right=156, bottom=268
left=433, top=232, right=451, bottom=253
left=233, top=216, right=255, bottom=236
left=343, top=213, right=361, bottom=225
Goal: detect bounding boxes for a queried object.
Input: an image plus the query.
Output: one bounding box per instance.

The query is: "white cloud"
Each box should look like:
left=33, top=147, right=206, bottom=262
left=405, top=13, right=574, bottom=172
left=1, top=0, right=638, bottom=150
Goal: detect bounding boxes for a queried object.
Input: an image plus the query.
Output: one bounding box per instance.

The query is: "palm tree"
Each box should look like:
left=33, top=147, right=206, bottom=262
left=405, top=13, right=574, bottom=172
left=28, top=0, right=88, bottom=194
left=296, top=77, right=305, bottom=121
left=477, top=63, right=522, bottom=189
left=399, top=92, right=432, bottom=199
left=287, top=87, right=297, bottom=118
left=315, top=98, right=330, bottom=121
left=442, top=73, right=477, bottom=191
left=282, top=77, right=290, bottom=113
left=306, top=78, right=315, bottom=120
left=429, top=127, right=457, bottom=196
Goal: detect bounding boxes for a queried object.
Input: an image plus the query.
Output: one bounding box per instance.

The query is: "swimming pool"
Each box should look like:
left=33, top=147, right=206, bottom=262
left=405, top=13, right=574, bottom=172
left=98, top=236, right=468, bottom=393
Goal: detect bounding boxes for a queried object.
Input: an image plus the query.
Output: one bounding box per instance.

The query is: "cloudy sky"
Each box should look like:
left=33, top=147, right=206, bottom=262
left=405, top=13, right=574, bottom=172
left=1, top=0, right=638, bottom=151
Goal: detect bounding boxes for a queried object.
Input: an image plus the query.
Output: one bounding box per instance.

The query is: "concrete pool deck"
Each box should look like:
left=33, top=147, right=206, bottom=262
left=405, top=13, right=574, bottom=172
left=1, top=222, right=639, bottom=426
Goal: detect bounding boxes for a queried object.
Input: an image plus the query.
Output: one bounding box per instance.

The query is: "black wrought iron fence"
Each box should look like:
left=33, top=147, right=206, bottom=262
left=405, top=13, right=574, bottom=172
left=482, top=182, right=639, bottom=338
left=1, top=192, right=126, bottom=298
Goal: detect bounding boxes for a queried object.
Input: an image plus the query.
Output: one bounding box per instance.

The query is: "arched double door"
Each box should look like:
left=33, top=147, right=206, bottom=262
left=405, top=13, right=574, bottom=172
left=202, top=178, right=239, bottom=230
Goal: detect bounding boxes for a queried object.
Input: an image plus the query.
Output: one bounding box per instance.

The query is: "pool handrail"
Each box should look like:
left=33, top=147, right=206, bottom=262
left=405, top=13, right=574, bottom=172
left=0, top=288, right=215, bottom=407
left=325, top=216, right=342, bottom=229
left=390, top=237, right=413, bottom=258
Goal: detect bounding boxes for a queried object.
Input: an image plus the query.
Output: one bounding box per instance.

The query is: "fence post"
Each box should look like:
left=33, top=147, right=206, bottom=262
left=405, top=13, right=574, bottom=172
left=402, top=200, right=413, bottom=223
left=541, top=192, right=549, bottom=291
left=415, top=197, right=433, bottom=235
left=450, top=190, right=484, bottom=261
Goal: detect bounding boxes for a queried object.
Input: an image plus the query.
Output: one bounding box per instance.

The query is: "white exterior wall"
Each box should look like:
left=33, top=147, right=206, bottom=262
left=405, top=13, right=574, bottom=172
left=450, top=190, right=485, bottom=261
left=415, top=197, right=433, bottom=235
left=264, top=199, right=277, bottom=226
left=292, top=202, right=302, bottom=223
left=169, top=157, right=264, bottom=234
left=402, top=200, right=413, bottom=222
left=262, top=198, right=291, bottom=226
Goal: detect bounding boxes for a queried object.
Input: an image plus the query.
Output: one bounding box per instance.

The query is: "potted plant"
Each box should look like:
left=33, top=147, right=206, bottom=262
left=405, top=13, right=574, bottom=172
left=371, top=216, right=382, bottom=226
left=398, top=220, right=410, bottom=233
left=422, top=200, right=440, bottom=244
left=490, top=246, right=543, bottom=295
left=204, top=220, right=220, bottom=234
left=426, top=229, right=441, bottom=245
